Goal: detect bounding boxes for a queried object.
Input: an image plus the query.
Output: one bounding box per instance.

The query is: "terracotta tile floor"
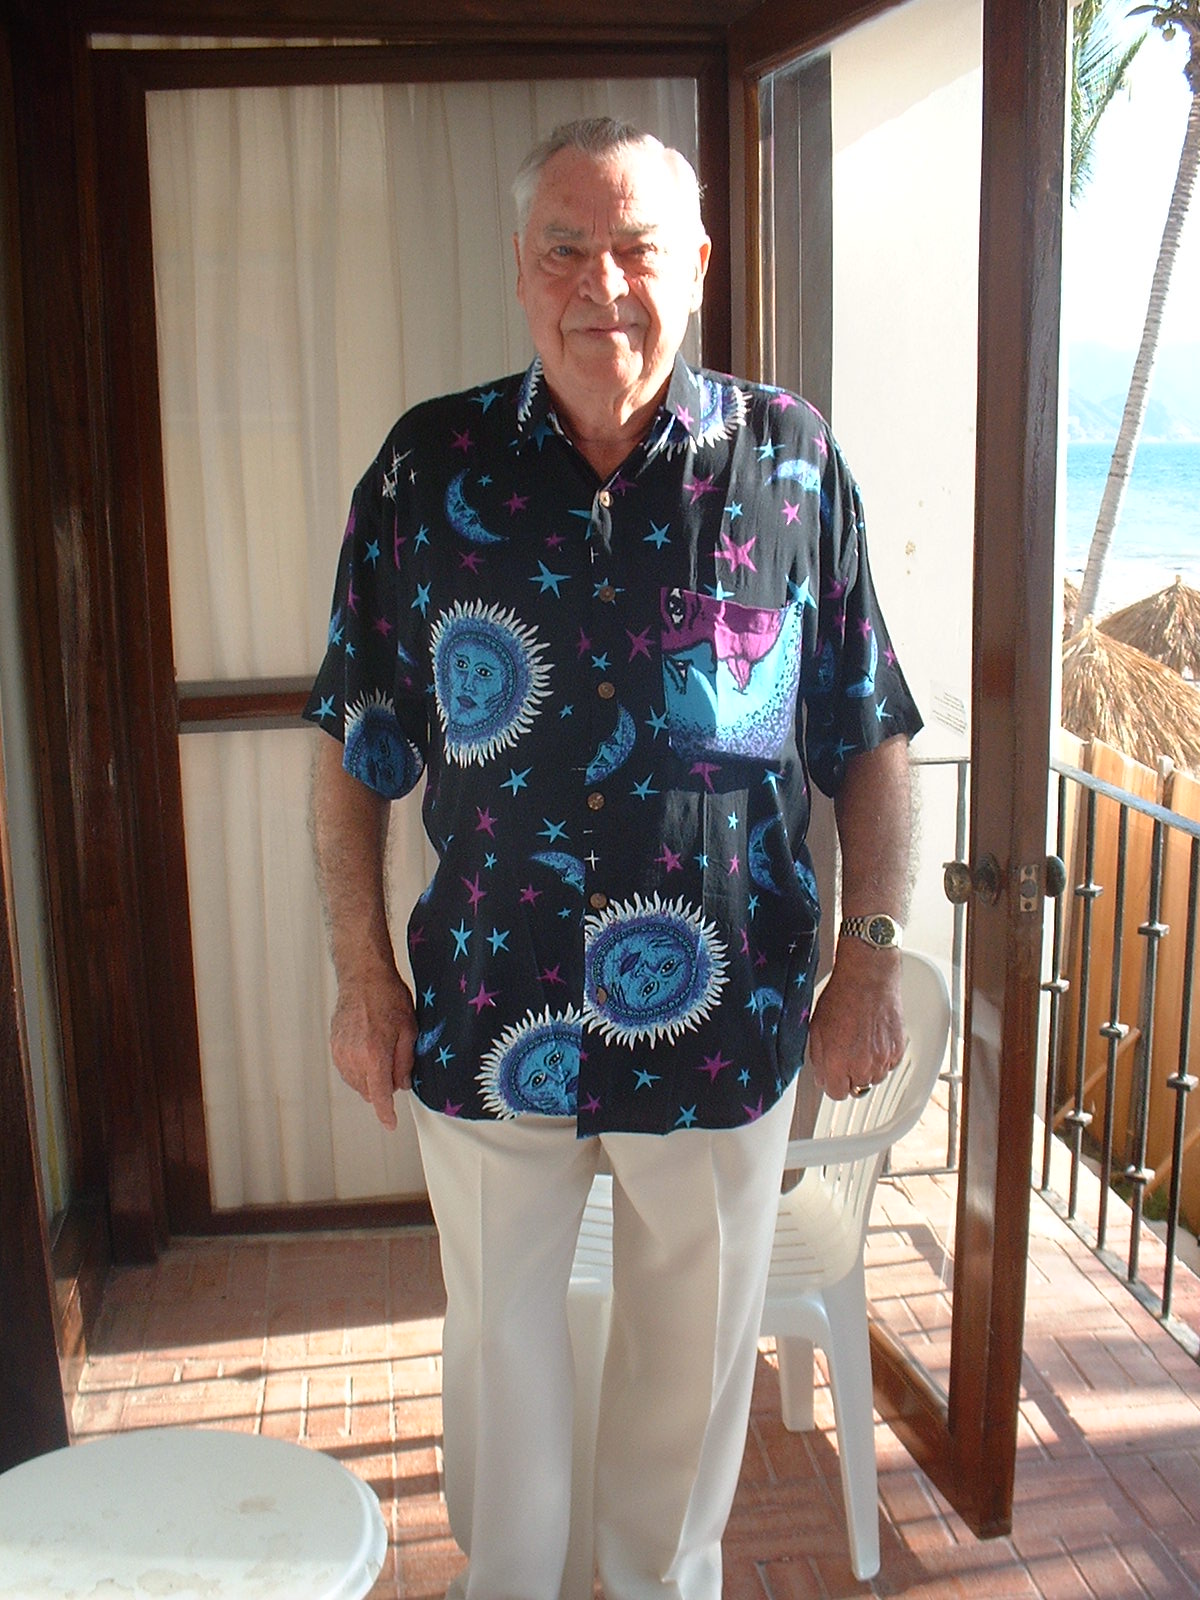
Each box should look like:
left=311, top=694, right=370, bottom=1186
left=70, top=1156, right=1200, bottom=1600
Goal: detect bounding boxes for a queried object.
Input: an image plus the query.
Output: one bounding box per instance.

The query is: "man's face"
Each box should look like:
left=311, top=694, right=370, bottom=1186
left=514, top=143, right=710, bottom=425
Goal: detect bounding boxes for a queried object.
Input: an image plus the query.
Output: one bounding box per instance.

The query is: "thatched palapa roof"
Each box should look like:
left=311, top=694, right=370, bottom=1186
left=1061, top=620, right=1200, bottom=777
left=1098, top=575, right=1200, bottom=680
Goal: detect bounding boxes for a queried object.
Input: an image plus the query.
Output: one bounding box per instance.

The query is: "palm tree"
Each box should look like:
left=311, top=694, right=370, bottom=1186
left=1074, top=1, right=1200, bottom=627
left=1072, top=0, right=1145, bottom=205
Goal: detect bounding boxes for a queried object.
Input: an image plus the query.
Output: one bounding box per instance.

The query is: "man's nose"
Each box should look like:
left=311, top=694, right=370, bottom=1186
left=578, top=251, right=627, bottom=301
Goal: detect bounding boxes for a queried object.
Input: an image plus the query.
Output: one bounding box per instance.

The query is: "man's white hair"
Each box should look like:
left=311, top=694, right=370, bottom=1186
left=512, top=116, right=705, bottom=240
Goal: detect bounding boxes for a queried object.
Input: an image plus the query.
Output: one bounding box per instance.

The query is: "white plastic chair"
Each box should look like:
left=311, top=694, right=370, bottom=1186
left=564, top=948, right=951, bottom=1594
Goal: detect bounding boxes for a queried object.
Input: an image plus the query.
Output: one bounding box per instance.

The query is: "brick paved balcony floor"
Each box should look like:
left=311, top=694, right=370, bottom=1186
left=70, top=1153, right=1200, bottom=1600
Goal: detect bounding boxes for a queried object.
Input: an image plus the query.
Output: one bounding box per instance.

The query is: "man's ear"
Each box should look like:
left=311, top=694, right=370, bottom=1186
left=513, top=233, right=525, bottom=302
left=690, top=236, right=712, bottom=313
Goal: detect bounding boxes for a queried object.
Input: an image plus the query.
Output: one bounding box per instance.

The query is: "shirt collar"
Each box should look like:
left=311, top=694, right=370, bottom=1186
left=514, top=352, right=703, bottom=455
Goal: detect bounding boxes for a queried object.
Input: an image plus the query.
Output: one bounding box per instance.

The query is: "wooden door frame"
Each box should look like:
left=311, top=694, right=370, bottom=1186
left=729, top=0, right=1065, bottom=1540
left=91, top=37, right=732, bottom=1237
left=0, top=30, right=71, bottom=1459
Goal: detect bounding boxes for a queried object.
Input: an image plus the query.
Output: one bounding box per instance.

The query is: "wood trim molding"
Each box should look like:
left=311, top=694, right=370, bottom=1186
left=9, top=15, right=168, bottom=1261
left=70, top=0, right=753, bottom=37
left=0, top=811, right=70, bottom=1468
left=727, top=0, right=902, bottom=78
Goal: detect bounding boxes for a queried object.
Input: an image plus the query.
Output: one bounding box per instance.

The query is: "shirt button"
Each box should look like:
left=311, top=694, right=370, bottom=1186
left=598, top=489, right=613, bottom=508
left=597, top=584, right=616, bottom=603
left=595, top=985, right=609, bottom=1004
left=597, top=680, right=616, bottom=700
left=587, top=792, right=605, bottom=811
left=589, top=892, right=608, bottom=911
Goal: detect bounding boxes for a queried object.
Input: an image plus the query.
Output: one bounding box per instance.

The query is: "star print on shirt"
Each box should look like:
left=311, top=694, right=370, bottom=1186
left=717, top=532, right=757, bottom=571
left=468, top=982, right=497, bottom=1014
left=304, top=357, right=922, bottom=1136
left=533, top=562, right=569, bottom=595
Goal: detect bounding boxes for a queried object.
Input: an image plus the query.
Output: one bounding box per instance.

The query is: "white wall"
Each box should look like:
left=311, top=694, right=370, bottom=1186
left=829, top=0, right=983, bottom=965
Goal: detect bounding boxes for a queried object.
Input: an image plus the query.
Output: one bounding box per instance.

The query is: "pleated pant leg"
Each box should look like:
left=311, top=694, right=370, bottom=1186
left=413, top=1080, right=795, bottom=1600
left=411, top=1099, right=598, bottom=1600
left=593, top=1081, right=796, bottom=1600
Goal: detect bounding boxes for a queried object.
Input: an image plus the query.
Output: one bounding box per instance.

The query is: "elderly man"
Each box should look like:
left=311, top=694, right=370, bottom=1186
left=306, top=117, right=921, bottom=1600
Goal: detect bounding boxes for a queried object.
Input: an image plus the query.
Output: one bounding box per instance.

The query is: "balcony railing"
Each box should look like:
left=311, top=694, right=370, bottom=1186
left=904, top=749, right=1200, bottom=1355
left=1041, top=754, right=1200, bottom=1345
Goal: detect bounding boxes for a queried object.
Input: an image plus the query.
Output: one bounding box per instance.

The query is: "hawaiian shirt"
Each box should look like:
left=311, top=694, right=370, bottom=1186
left=305, top=355, right=922, bottom=1136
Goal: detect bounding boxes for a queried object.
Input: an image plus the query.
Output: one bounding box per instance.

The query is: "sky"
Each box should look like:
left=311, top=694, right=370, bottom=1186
left=1062, top=10, right=1198, bottom=354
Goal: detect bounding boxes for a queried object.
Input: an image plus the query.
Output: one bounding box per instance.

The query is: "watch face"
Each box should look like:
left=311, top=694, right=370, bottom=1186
left=868, top=916, right=896, bottom=947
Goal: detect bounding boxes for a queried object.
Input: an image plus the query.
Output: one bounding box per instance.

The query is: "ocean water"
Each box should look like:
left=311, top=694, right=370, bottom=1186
left=1065, top=441, right=1200, bottom=618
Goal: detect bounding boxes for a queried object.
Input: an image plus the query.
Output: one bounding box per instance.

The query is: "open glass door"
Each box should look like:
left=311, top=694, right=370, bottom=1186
left=729, top=0, right=1065, bottom=1538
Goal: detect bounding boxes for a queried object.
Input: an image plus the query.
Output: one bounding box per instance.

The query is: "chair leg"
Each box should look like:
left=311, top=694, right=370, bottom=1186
left=775, top=1337, right=816, bottom=1432
left=822, top=1267, right=880, bottom=1581
left=564, top=1287, right=610, bottom=1600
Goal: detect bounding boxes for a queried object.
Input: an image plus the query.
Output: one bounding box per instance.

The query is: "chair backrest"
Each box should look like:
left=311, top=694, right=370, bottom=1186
left=785, top=949, right=951, bottom=1246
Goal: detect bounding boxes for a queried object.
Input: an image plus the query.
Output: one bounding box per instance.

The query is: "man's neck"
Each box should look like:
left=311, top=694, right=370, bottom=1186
left=548, top=384, right=666, bottom=481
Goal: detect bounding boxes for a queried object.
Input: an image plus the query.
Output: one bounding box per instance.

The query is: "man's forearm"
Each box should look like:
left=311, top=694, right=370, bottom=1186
left=808, top=733, right=913, bottom=1097
left=310, top=734, right=398, bottom=983
left=833, top=733, right=913, bottom=921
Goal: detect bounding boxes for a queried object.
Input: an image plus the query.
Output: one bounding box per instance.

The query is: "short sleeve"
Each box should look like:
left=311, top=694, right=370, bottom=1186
left=802, top=440, right=923, bottom=796
left=303, top=429, right=430, bottom=801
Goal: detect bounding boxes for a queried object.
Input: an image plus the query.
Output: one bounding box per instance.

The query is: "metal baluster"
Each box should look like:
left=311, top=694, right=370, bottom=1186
left=945, top=756, right=969, bottom=1171
left=1127, top=819, right=1168, bottom=1286
left=1066, top=789, right=1101, bottom=1218
left=1041, top=774, right=1071, bottom=1190
left=1163, top=836, right=1199, bottom=1321
left=1096, top=805, right=1129, bottom=1251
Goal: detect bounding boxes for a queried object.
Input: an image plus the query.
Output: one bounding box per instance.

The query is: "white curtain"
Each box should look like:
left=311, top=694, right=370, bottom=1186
left=149, top=77, right=699, bottom=1208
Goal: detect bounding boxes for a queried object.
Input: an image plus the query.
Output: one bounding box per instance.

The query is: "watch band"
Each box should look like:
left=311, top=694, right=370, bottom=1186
left=839, top=913, right=904, bottom=950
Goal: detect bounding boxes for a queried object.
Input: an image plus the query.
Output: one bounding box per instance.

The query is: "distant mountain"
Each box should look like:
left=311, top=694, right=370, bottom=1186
left=1067, top=342, right=1200, bottom=442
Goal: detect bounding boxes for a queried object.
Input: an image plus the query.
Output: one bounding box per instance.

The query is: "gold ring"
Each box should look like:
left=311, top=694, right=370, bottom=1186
left=849, top=1084, right=872, bottom=1098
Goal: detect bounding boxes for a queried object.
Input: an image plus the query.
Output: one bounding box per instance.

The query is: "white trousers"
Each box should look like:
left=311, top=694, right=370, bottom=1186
left=412, top=1081, right=796, bottom=1600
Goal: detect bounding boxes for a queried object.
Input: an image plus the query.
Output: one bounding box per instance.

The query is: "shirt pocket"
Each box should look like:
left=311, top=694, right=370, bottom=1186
left=659, top=587, right=803, bottom=763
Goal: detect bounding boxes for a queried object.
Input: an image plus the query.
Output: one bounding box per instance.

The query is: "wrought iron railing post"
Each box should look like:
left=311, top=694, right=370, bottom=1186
left=1096, top=805, right=1129, bottom=1252
left=1163, top=836, right=1199, bottom=1320
left=1065, top=788, right=1101, bottom=1219
left=1041, top=773, right=1070, bottom=1190
left=1126, top=819, right=1168, bottom=1287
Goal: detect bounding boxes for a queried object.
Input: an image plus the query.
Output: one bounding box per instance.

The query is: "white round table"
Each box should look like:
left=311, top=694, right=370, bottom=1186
left=0, top=1428, right=387, bottom=1598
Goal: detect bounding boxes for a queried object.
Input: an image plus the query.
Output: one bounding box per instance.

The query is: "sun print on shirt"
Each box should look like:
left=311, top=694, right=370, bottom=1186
left=430, top=600, right=551, bottom=765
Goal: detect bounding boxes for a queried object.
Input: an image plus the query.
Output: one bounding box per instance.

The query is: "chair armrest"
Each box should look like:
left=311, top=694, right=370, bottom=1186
left=781, top=1090, right=923, bottom=1169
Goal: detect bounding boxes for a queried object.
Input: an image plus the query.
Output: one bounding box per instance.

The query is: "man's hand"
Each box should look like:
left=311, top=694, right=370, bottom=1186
left=330, top=969, right=417, bottom=1130
left=808, top=943, right=905, bottom=1100
left=311, top=736, right=415, bottom=1130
